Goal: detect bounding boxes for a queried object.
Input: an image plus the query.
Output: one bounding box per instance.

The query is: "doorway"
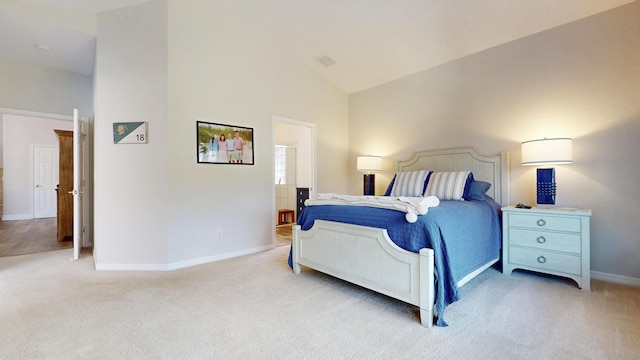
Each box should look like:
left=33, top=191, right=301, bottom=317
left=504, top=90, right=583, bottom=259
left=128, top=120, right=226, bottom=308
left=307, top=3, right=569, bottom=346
left=0, top=110, right=91, bottom=258
left=273, top=116, right=316, bottom=246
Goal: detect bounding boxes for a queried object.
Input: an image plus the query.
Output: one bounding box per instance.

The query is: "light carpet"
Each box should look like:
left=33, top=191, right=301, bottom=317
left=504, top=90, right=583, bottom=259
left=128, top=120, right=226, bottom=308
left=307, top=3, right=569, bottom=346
left=1, top=246, right=639, bottom=359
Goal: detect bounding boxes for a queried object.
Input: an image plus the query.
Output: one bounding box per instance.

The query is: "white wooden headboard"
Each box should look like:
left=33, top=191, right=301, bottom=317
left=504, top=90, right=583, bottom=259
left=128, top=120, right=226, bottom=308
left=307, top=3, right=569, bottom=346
left=398, top=147, right=509, bottom=206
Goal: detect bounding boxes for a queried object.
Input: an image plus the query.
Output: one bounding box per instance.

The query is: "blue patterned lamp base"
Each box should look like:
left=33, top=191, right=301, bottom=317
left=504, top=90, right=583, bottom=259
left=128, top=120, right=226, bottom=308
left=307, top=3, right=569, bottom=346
left=537, top=168, right=556, bottom=205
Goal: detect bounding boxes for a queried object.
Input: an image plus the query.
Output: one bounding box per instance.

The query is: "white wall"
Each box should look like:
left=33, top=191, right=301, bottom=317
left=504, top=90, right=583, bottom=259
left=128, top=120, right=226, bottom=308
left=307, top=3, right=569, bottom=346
left=0, top=0, right=96, bottom=35
left=2, top=114, right=72, bottom=219
left=0, top=58, right=93, bottom=116
left=348, top=3, right=640, bottom=281
left=93, top=1, right=169, bottom=268
left=0, top=58, right=93, bottom=167
left=165, top=0, right=348, bottom=265
left=92, top=1, right=349, bottom=268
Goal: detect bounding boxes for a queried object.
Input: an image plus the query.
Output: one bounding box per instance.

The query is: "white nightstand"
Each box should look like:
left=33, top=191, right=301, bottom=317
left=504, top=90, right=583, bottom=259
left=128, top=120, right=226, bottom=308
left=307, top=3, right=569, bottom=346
left=502, top=206, right=591, bottom=291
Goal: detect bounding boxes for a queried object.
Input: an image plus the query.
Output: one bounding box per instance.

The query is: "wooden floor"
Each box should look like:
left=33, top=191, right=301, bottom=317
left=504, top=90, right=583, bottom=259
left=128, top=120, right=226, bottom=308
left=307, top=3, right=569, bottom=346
left=275, top=224, right=292, bottom=247
left=0, top=218, right=72, bottom=257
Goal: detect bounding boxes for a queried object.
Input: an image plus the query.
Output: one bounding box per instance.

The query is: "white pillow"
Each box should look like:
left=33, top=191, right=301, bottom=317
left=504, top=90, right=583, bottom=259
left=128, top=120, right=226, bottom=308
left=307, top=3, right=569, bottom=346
left=425, top=171, right=470, bottom=201
left=390, top=170, right=431, bottom=197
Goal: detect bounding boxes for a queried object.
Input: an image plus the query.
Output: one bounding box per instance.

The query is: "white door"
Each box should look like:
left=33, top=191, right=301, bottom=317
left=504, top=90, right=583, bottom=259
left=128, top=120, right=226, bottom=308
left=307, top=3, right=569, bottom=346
left=33, top=146, right=58, bottom=218
left=72, top=109, right=83, bottom=260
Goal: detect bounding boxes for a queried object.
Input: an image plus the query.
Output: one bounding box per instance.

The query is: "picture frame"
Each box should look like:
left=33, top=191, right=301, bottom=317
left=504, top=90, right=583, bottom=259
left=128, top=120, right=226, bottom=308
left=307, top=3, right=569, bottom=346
left=197, top=121, right=254, bottom=165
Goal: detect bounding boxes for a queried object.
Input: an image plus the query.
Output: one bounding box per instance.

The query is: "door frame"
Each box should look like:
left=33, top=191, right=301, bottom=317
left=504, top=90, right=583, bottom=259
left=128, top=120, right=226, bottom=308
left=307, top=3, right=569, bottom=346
left=272, top=115, right=317, bottom=244
left=1, top=107, right=92, bottom=257
left=72, top=109, right=83, bottom=260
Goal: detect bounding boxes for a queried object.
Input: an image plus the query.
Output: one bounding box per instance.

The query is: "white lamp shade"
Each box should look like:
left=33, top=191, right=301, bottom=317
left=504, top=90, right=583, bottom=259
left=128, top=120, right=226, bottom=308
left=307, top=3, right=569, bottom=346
left=357, top=155, right=382, bottom=172
left=521, top=138, right=573, bottom=165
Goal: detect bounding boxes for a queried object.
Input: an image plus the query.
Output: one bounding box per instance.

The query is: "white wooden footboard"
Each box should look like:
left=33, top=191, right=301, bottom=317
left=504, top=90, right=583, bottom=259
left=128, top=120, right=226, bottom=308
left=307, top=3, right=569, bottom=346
left=290, top=148, right=508, bottom=327
left=292, top=220, right=435, bottom=327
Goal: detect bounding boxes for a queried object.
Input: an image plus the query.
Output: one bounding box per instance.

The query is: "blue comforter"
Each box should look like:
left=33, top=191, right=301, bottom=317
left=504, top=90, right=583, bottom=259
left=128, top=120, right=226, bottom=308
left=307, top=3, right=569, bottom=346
left=288, top=198, right=501, bottom=326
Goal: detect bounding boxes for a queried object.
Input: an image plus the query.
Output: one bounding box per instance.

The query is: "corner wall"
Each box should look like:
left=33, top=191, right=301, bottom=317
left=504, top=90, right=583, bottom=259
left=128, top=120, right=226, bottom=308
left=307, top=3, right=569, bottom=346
left=93, top=0, right=349, bottom=268
left=93, top=1, right=169, bottom=268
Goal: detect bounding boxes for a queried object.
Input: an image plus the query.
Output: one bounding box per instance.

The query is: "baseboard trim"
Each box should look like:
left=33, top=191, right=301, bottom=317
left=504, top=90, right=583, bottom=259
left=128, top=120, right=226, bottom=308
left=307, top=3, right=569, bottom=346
left=95, top=262, right=169, bottom=271
left=166, top=245, right=274, bottom=271
left=1, top=214, right=32, bottom=221
left=94, top=244, right=275, bottom=271
left=592, top=271, right=640, bottom=287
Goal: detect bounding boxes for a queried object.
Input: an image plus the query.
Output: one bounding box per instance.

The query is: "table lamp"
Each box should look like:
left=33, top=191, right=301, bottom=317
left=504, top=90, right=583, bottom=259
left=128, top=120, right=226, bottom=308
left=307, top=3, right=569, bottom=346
left=357, top=155, right=382, bottom=196
left=521, top=138, right=573, bottom=205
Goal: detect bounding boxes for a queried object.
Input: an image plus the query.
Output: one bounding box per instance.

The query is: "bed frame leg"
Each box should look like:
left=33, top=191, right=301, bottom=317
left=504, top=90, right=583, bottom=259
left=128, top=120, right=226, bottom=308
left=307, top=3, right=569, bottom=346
left=419, top=248, right=435, bottom=328
left=420, top=308, right=433, bottom=328
left=292, top=225, right=302, bottom=274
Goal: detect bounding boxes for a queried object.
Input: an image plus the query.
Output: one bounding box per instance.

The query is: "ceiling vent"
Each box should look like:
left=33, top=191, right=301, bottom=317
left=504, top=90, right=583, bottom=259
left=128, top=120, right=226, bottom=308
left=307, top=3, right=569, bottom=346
left=315, top=54, right=336, bottom=68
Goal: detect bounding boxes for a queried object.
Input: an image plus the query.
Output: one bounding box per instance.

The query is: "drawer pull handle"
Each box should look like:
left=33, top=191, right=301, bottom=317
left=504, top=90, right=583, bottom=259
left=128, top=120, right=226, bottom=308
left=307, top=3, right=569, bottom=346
left=536, top=219, right=546, bottom=227
left=537, top=256, right=547, bottom=264
left=537, top=236, right=546, bottom=244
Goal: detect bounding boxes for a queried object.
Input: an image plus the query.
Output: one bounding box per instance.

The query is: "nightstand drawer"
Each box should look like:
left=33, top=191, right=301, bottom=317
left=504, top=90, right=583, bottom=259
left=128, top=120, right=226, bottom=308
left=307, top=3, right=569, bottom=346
left=508, top=213, right=581, bottom=232
left=508, top=228, right=581, bottom=253
left=509, top=247, right=581, bottom=275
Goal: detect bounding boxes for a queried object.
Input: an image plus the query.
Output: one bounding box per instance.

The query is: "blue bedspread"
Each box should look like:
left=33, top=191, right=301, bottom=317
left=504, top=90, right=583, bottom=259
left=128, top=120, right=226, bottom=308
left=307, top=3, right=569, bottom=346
left=288, top=198, right=501, bottom=326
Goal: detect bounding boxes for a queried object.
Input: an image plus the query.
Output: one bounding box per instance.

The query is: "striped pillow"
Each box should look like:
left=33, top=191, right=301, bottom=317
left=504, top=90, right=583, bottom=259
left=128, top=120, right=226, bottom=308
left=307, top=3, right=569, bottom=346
left=390, top=170, right=431, bottom=197
left=425, top=171, right=471, bottom=201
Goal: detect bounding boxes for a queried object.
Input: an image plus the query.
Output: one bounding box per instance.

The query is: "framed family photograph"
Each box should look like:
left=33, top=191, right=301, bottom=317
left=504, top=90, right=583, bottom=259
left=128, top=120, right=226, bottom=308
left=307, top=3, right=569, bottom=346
left=197, top=121, right=254, bottom=165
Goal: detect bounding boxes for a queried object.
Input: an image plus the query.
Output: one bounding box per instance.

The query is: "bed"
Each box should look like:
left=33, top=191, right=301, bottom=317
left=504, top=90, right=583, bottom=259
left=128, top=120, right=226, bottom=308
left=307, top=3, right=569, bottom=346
left=290, top=147, right=509, bottom=327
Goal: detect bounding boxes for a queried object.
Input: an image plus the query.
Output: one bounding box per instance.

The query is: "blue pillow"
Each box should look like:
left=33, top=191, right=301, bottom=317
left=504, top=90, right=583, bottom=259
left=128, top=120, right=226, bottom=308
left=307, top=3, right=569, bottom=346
left=464, top=181, right=492, bottom=201
left=384, top=175, right=396, bottom=196
left=461, top=172, right=475, bottom=200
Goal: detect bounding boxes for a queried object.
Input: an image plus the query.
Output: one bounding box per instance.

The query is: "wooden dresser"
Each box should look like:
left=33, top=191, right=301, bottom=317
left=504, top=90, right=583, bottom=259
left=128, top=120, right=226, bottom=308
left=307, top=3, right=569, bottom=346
left=502, top=206, right=591, bottom=291
left=55, top=129, right=73, bottom=241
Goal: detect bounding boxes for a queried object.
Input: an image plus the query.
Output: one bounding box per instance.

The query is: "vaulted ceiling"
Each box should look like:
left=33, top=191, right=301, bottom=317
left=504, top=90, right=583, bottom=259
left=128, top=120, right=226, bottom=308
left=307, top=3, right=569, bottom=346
left=0, top=0, right=635, bottom=93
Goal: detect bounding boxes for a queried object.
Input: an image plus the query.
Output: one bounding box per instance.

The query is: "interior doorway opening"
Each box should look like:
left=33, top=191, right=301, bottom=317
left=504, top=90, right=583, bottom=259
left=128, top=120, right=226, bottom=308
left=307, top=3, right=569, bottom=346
left=0, top=109, right=92, bottom=259
left=273, top=116, right=316, bottom=247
